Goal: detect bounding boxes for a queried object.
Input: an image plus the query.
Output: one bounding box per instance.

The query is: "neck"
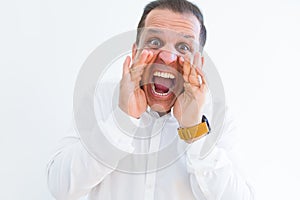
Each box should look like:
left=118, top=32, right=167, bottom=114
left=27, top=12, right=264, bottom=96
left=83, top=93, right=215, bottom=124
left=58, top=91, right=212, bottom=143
left=157, top=110, right=171, bottom=117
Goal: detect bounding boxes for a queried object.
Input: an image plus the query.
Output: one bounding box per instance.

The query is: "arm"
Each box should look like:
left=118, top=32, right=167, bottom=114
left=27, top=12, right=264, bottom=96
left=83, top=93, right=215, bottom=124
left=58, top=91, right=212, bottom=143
left=47, top=136, right=114, bottom=200
left=171, top=53, right=254, bottom=199
left=47, top=45, right=154, bottom=199
left=47, top=80, right=139, bottom=200
left=186, top=109, right=255, bottom=200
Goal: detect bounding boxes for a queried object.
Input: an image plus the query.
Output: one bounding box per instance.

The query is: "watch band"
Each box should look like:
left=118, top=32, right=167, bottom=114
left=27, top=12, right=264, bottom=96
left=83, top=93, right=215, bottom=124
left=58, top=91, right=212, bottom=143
left=178, top=115, right=211, bottom=140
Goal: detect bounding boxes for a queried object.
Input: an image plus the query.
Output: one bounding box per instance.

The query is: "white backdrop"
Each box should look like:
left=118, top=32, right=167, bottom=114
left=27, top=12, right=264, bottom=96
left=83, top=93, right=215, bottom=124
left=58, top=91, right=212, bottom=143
left=0, top=0, right=299, bottom=199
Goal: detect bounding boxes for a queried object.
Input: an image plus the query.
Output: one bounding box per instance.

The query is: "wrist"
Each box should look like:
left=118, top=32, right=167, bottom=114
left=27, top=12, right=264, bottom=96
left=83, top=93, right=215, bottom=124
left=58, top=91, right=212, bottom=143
left=178, top=114, right=202, bottom=128
left=178, top=115, right=211, bottom=141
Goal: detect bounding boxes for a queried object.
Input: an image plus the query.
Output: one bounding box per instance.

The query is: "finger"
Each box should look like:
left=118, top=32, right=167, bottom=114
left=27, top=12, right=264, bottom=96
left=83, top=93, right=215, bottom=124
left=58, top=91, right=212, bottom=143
left=195, top=68, right=207, bottom=86
left=130, top=67, right=144, bottom=82
left=132, top=49, right=150, bottom=67
left=130, top=50, right=155, bottom=81
left=182, top=55, right=192, bottom=82
left=193, top=52, right=202, bottom=70
left=129, top=50, right=149, bottom=81
left=190, top=52, right=203, bottom=85
left=189, top=67, right=200, bottom=86
left=122, top=56, right=131, bottom=77
left=145, top=50, right=154, bottom=64
left=189, top=54, right=198, bottom=85
left=179, top=56, right=184, bottom=66
left=185, top=53, right=201, bottom=86
left=183, top=82, right=195, bottom=98
left=195, top=68, right=208, bottom=93
left=122, top=56, right=131, bottom=76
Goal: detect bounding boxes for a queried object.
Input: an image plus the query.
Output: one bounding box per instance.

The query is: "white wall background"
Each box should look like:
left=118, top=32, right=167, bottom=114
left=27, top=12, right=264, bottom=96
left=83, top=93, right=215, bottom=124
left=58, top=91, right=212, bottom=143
left=0, top=0, right=299, bottom=199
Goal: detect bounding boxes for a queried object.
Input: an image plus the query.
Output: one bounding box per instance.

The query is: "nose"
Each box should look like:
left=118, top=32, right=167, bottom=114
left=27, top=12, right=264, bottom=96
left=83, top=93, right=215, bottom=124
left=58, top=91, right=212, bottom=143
left=158, top=50, right=178, bottom=65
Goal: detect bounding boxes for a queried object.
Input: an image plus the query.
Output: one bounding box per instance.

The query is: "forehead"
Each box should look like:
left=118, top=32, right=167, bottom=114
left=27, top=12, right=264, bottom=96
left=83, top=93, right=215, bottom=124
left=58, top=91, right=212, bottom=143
left=144, top=9, right=200, bottom=41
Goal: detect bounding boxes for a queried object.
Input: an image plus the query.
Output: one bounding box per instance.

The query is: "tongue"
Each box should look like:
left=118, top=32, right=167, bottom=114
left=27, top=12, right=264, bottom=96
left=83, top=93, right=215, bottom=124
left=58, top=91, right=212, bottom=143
left=153, top=77, right=173, bottom=93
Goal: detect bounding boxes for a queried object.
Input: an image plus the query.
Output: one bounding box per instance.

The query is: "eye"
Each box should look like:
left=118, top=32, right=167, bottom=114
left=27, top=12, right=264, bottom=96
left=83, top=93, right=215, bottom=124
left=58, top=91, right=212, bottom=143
left=176, top=43, right=191, bottom=54
left=147, top=38, right=163, bottom=49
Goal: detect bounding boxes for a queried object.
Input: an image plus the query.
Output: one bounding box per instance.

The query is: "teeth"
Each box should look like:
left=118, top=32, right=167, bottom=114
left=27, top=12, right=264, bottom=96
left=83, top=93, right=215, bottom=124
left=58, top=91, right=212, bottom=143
left=152, top=84, right=169, bottom=96
left=153, top=71, right=175, bottom=79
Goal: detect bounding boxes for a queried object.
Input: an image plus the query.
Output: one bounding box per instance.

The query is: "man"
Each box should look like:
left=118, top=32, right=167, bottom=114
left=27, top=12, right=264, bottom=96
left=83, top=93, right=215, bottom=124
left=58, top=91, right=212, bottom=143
left=47, top=0, right=254, bottom=199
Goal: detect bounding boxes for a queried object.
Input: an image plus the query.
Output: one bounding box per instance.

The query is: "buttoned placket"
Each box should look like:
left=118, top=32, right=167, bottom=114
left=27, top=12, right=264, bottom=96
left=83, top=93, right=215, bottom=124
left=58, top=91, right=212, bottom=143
left=144, top=111, right=169, bottom=200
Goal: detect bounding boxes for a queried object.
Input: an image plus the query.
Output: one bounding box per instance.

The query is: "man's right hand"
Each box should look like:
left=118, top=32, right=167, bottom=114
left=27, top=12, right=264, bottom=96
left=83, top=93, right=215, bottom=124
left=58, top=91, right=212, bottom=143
left=119, top=49, right=154, bottom=119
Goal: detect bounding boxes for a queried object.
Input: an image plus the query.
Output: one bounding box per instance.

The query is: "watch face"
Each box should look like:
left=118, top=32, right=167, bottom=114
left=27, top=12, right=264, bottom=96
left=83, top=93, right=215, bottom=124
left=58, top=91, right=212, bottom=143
left=202, top=115, right=211, bottom=132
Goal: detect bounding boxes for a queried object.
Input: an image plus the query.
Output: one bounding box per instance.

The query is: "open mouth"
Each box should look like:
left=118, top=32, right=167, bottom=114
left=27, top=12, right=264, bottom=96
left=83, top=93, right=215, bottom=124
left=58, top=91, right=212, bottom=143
left=151, top=71, right=175, bottom=96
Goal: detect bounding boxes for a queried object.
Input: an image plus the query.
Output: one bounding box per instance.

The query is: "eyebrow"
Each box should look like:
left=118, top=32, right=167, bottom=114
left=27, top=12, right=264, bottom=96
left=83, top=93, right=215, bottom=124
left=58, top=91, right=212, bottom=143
left=145, top=28, right=163, bottom=34
left=182, top=34, right=195, bottom=39
left=145, top=28, right=195, bottom=39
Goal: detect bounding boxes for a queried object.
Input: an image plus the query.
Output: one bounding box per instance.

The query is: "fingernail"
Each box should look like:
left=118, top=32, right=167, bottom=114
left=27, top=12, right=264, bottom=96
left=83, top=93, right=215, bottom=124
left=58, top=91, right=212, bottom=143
left=180, top=56, right=184, bottom=63
left=143, top=49, right=149, bottom=54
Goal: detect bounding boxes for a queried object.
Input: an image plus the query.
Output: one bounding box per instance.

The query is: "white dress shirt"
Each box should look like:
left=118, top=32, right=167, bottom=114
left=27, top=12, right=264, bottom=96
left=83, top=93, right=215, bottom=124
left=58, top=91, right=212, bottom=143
left=47, top=82, right=254, bottom=200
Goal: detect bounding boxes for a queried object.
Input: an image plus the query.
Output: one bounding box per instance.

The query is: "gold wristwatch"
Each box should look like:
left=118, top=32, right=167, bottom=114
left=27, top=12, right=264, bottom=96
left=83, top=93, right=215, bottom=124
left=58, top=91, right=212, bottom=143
left=178, top=115, right=211, bottom=140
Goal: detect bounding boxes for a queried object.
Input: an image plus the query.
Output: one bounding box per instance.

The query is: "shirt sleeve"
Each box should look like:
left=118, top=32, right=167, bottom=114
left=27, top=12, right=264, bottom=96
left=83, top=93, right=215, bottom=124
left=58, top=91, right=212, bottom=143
left=47, top=108, right=140, bottom=200
left=47, top=136, right=113, bottom=200
left=47, top=81, right=140, bottom=200
left=186, top=108, right=255, bottom=200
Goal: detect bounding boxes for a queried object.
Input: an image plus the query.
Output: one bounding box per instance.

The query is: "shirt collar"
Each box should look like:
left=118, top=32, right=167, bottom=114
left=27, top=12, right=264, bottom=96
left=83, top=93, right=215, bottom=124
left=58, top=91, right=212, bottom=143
left=146, top=107, right=172, bottom=120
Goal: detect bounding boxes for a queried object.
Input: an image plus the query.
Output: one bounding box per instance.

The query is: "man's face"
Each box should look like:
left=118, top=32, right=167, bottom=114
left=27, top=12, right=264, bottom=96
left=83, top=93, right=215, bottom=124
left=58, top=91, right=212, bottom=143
left=133, top=9, right=201, bottom=114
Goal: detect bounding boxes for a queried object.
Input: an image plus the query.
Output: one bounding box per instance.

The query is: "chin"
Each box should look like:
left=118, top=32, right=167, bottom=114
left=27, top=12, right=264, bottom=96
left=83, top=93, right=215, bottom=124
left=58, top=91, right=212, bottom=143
left=143, top=84, right=177, bottom=114
left=149, top=103, right=172, bottom=114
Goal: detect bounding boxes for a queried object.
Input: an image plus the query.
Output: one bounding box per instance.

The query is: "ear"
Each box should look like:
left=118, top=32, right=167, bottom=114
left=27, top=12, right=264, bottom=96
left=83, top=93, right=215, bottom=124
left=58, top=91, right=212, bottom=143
left=132, top=43, right=137, bottom=61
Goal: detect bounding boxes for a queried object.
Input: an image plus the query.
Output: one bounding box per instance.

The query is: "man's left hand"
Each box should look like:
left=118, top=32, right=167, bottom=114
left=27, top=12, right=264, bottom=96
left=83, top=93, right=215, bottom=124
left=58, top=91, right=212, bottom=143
left=173, top=52, right=207, bottom=143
